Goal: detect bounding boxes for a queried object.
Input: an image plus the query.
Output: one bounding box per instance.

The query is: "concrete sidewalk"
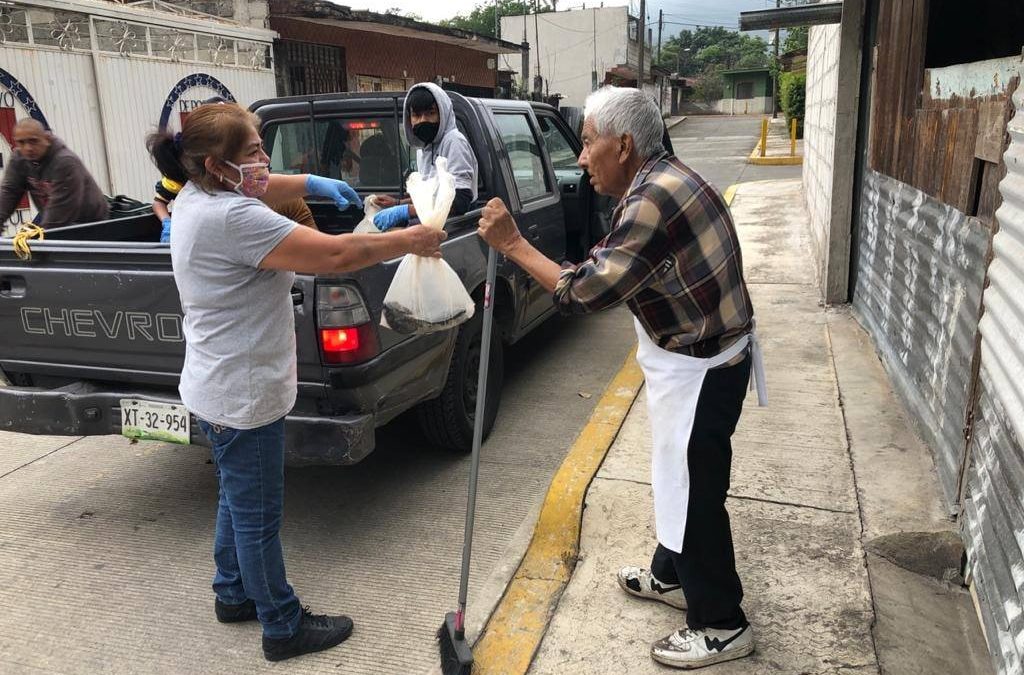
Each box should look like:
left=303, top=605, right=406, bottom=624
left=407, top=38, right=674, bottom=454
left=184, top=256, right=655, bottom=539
left=525, top=179, right=992, bottom=674
left=748, top=118, right=803, bottom=166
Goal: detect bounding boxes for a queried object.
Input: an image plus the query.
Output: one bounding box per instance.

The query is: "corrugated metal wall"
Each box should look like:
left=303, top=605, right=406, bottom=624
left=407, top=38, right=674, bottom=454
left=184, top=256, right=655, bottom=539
left=853, top=169, right=989, bottom=508
left=962, top=75, right=1024, bottom=675
left=93, top=56, right=275, bottom=203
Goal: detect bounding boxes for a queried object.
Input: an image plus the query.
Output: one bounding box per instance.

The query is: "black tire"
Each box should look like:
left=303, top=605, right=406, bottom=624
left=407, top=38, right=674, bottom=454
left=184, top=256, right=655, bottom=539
left=416, top=308, right=504, bottom=452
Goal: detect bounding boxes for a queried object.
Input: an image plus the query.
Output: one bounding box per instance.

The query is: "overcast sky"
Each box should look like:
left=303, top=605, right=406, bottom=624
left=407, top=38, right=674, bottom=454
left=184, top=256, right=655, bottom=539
left=349, top=0, right=777, bottom=37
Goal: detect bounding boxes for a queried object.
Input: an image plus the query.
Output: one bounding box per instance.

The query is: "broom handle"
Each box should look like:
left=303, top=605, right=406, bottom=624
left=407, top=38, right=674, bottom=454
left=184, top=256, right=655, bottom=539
left=456, top=243, right=499, bottom=637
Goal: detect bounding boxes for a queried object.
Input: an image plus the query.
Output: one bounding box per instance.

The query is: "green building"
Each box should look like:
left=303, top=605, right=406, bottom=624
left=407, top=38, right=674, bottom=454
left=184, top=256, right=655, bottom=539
left=720, top=68, right=773, bottom=115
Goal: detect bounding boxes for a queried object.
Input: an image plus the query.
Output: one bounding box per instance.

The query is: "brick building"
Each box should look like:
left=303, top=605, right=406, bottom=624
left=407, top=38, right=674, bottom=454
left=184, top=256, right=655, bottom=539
left=268, top=0, right=524, bottom=98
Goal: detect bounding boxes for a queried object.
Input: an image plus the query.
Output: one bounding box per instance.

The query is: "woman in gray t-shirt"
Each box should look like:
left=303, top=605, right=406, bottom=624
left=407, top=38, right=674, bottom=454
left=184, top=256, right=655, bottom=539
left=148, top=102, right=444, bottom=663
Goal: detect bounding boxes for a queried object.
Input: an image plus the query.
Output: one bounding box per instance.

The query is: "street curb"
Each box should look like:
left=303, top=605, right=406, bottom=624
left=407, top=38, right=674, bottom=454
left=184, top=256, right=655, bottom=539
left=724, top=184, right=739, bottom=206
left=471, top=348, right=645, bottom=673
left=747, top=142, right=803, bottom=166
left=665, top=115, right=688, bottom=130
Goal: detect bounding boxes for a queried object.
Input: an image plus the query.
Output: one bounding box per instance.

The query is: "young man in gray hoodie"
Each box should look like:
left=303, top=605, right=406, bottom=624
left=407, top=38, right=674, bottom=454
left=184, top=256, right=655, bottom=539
left=373, top=83, right=478, bottom=230
left=0, top=119, right=109, bottom=229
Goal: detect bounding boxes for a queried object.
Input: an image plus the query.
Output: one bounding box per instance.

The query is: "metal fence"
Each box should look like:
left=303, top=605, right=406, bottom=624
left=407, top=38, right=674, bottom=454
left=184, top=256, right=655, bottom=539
left=853, top=169, right=990, bottom=508
left=961, top=77, right=1024, bottom=675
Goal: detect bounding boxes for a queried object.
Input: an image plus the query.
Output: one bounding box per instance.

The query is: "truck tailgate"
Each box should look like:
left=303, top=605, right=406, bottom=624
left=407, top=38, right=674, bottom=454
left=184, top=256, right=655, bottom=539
left=0, top=243, right=321, bottom=387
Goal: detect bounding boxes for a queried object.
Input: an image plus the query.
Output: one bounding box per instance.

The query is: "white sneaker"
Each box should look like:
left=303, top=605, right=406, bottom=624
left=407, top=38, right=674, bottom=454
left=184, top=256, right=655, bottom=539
left=616, top=566, right=687, bottom=609
left=651, top=625, right=754, bottom=669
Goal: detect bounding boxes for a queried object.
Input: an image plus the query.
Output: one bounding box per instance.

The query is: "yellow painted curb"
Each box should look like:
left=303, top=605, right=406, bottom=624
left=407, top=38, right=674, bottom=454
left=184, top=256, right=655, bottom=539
left=747, top=144, right=803, bottom=166
left=472, top=348, right=645, bottom=674
left=723, top=184, right=738, bottom=206
left=665, top=115, right=688, bottom=130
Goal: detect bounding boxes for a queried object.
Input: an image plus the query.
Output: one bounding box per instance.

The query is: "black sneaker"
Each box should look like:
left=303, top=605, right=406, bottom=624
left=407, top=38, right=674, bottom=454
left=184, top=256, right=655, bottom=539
left=262, top=606, right=354, bottom=662
left=215, top=598, right=257, bottom=623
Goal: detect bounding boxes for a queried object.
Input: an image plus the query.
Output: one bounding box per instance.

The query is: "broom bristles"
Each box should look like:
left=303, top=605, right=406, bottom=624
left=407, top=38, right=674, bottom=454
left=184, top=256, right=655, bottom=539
left=438, top=612, right=473, bottom=675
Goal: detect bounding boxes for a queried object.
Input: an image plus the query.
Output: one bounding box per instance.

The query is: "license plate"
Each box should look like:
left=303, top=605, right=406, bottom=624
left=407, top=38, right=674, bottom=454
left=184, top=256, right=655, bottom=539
left=120, top=399, right=190, bottom=445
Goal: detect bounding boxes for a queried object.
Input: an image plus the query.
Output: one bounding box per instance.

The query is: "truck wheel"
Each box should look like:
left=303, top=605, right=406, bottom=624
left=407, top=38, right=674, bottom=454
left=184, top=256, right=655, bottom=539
left=417, top=308, right=504, bottom=452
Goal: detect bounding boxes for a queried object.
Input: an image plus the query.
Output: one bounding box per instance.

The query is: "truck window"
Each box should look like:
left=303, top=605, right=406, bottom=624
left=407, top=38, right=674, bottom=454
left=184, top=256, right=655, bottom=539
left=494, top=113, right=551, bottom=203
left=536, top=115, right=579, bottom=172
left=265, top=116, right=403, bottom=190
left=398, top=115, right=487, bottom=201
left=265, top=121, right=317, bottom=175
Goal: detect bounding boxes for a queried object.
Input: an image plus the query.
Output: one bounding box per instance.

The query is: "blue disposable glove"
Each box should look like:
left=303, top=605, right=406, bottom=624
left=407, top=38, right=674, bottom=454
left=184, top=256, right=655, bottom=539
left=373, top=204, right=411, bottom=231
left=160, top=217, right=172, bottom=243
left=305, top=175, right=363, bottom=210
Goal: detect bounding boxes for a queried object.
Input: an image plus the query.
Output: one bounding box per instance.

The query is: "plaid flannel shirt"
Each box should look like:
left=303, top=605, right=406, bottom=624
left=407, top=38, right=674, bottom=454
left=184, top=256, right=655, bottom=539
left=553, top=152, right=754, bottom=359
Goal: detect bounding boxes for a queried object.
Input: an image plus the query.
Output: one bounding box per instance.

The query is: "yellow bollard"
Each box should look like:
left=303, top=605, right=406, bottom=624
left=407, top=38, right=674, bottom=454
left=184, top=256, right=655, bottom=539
left=760, top=118, right=768, bottom=157
left=790, top=118, right=798, bottom=157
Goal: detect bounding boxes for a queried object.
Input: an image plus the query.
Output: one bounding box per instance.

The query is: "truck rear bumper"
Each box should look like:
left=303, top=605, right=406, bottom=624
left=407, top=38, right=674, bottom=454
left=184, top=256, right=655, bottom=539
left=0, top=384, right=375, bottom=466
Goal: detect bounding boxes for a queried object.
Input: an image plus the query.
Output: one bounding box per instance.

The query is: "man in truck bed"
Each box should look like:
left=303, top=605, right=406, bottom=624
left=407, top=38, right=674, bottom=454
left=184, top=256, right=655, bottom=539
left=372, top=83, right=479, bottom=230
left=0, top=119, right=109, bottom=228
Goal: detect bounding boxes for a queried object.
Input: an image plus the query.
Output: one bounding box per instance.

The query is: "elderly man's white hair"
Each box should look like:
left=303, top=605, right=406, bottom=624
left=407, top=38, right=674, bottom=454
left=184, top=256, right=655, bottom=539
left=583, top=86, right=664, bottom=159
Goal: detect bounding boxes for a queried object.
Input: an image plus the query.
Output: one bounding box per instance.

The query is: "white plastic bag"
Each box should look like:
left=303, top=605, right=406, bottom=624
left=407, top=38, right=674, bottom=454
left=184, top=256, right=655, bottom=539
left=381, top=157, right=475, bottom=334
left=352, top=195, right=383, bottom=233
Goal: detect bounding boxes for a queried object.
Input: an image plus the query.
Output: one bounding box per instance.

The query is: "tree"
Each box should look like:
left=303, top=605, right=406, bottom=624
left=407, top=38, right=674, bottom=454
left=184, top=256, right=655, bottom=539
left=693, top=64, right=726, bottom=106
left=656, top=26, right=769, bottom=76
left=384, top=7, right=424, bottom=22
left=780, top=71, right=806, bottom=136
left=783, top=26, right=808, bottom=54
left=439, top=0, right=554, bottom=38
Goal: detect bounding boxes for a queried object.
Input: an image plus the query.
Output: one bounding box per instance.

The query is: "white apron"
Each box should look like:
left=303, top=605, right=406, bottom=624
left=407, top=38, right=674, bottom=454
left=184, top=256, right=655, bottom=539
left=633, top=318, right=768, bottom=553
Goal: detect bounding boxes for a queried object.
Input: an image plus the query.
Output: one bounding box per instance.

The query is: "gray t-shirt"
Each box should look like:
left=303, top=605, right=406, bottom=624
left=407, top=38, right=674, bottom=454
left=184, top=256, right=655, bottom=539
left=170, top=181, right=298, bottom=429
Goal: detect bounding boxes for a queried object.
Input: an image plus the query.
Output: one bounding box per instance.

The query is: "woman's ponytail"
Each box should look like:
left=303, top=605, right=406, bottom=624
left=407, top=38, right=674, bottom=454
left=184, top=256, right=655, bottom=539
left=146, top=130, right=188, bottom=185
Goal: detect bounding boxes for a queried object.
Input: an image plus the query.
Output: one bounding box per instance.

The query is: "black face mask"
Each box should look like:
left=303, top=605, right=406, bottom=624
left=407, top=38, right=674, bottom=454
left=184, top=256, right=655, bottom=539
left=413, top=121, right=440, bottom=144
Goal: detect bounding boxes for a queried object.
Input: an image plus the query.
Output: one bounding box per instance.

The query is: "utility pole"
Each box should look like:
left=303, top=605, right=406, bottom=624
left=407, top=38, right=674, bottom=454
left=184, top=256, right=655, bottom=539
left=656, top=9, right=662, bottom=62
left=637, top=0, right=646, bottom=91
left=534, top=0, right=542, bottom=99
left=772, top=0, right=780, bottom=119
left=657, top=9, right=663, bottom=112
left=592, top=7, right=598, bottom=91
left=494, top=0, right=500, bottom=96
left=522, top=13, right=530, bottom=101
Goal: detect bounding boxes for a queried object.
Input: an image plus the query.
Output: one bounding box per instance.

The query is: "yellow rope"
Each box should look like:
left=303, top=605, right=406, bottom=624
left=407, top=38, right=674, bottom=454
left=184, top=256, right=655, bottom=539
left=12, top=224, right=45, bottom=260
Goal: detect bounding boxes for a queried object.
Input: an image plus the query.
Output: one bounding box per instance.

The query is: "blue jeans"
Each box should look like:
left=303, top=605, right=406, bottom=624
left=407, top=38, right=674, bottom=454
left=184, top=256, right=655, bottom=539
left=199, top=418, right=302, bottom=639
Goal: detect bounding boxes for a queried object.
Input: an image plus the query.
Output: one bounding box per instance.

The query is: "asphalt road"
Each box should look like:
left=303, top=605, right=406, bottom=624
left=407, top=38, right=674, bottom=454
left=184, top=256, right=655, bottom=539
left=0, top=311, right=636, bottom=675
left=670, top=114, right=802, bottom=191
left=0, top=112, right=801, bottom=675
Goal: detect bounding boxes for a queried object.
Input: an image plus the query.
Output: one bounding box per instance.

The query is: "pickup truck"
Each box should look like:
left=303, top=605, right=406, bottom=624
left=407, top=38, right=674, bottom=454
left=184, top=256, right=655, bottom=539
left=0, top=92, right=614, bottom=465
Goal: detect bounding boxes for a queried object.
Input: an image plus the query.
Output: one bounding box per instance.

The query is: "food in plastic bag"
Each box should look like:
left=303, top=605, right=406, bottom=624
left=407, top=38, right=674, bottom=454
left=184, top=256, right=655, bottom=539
left=381, top=157, right=475, bottom=334
left=352, top=195, right=383, bottom=233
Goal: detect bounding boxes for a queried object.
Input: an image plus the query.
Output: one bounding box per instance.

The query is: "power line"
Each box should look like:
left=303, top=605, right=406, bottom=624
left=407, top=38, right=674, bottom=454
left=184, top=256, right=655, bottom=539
left=661, top=20, right=740, bottom=29
left=538, top=13, right=600, bottom=33
left=662, top=15, right=740, bottom=27
left=661, top=8, right=746, bottom=21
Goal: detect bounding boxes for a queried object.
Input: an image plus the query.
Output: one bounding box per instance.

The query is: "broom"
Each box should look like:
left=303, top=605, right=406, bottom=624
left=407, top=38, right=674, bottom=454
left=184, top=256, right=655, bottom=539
left=438, top=243, right=498, bottom=675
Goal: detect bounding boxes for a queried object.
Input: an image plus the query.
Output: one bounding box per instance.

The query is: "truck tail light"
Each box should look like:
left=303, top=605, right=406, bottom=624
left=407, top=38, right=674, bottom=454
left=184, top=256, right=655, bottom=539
left=316, top=284, right=379, bottom=365
left=321, top=328, right=360, bottom=353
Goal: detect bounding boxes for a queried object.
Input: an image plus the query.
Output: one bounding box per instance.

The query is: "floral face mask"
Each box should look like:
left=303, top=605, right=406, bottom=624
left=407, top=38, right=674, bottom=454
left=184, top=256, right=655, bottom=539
left=222, top=160, right=270, bottom=198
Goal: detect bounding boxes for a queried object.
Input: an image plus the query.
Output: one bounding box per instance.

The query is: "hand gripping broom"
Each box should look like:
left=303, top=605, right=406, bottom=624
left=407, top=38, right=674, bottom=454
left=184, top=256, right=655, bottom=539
left=438, top=244, right=498, bottom=675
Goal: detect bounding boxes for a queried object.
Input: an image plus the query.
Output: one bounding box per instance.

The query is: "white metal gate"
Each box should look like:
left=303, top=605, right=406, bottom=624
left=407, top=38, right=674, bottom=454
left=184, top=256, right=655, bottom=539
left=0, top=0, right=276, bottom=232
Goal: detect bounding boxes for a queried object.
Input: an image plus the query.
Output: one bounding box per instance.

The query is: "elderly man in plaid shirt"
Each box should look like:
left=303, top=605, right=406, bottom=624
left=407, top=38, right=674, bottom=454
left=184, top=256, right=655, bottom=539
left=478, top=85, right=767, bottom=670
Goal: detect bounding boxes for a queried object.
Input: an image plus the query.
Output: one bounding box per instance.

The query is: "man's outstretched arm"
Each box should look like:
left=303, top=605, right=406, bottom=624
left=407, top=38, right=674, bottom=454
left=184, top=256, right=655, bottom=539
left=478, top=195, right=667, bottom=315
left=0, top=162, right=29, bottom=226
left=478, top=197, right=562, bottom=292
